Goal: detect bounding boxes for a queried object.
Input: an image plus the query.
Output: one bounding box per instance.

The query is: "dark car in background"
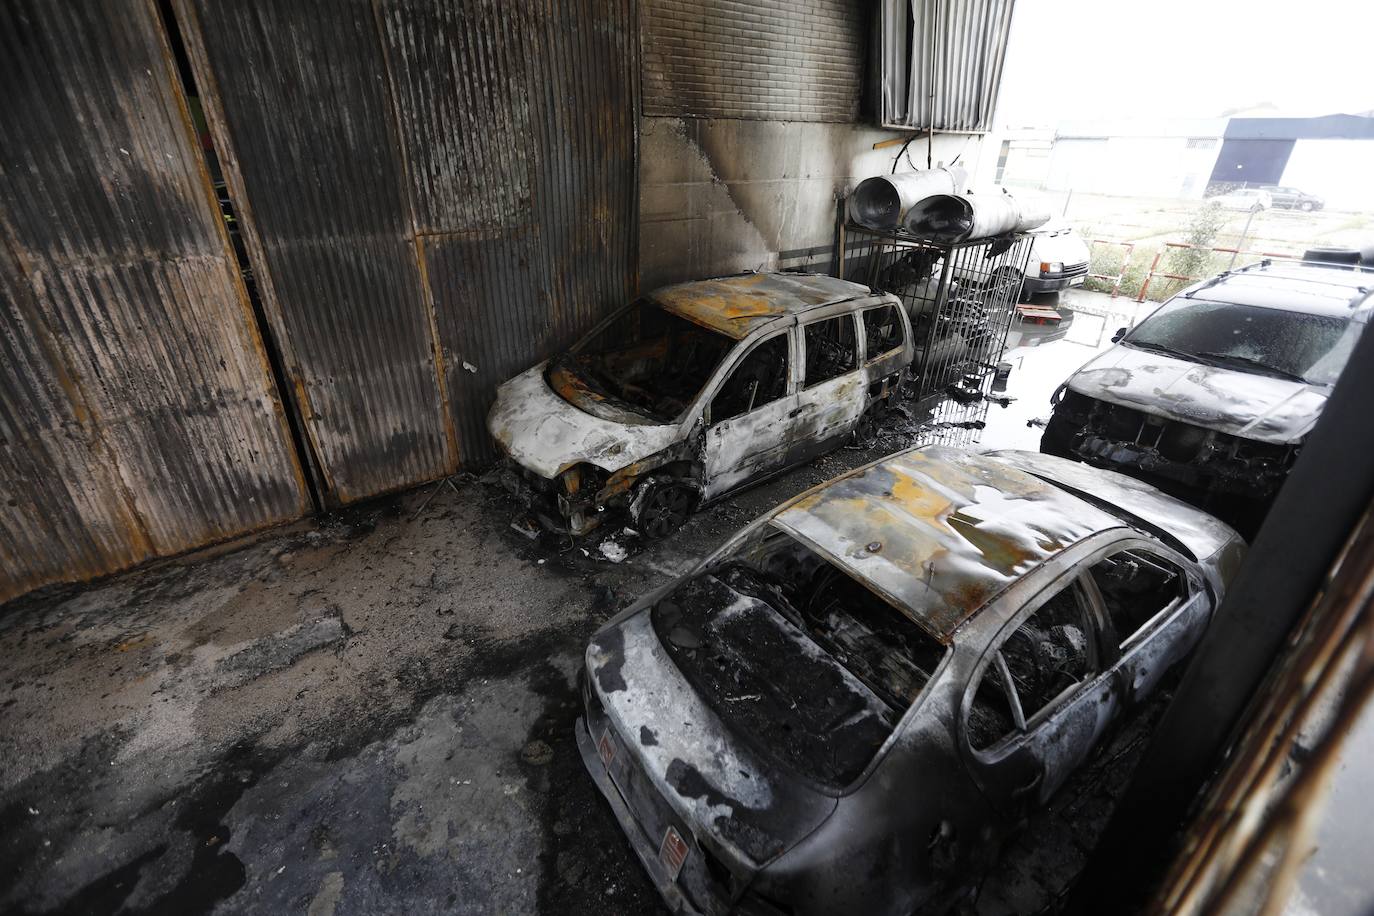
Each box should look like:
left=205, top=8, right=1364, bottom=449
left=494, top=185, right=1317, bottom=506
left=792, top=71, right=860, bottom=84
left=1042, top=260, right=1371, bottom=530
left=1263, top=185, right=1325, bottom=212
left=577, top=446, right=1243, bottom=915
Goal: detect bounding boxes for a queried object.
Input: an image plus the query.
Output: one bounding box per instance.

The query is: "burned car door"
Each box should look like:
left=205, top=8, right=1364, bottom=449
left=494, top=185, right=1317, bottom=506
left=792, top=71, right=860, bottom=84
left=700, top=330, right=798, bottom=500
left=1083, top=543, right=1209, bottom=703
left=788, top=312, right=865, bottom=466
left=962, top=568, right=1122, bottom=811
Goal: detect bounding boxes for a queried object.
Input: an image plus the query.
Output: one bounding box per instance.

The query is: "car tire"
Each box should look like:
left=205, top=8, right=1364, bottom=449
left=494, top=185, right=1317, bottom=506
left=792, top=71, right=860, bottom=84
left=632, top=480, right=696, bottom=539
left=1300, top=201, right=1315, bottom=212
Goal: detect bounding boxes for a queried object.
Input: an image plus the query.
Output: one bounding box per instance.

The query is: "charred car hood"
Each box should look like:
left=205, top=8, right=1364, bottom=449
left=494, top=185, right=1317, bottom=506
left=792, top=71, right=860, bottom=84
left=1067, top=346, right=1328, bottom=445
left=586, top=611, right=839, bottom=871
left=487, top=363, right=679, bottom=479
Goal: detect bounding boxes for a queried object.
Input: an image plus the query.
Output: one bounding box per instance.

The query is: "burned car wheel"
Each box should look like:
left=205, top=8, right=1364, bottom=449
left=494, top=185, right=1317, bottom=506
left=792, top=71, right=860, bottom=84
left=853, top=404, right=885, bottom=448
left=633, top=481, right=695, bottom=539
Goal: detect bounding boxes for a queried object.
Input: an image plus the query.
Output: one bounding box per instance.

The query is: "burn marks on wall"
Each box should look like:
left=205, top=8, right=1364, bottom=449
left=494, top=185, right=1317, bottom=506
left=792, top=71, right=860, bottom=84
left=180, top=0, right=638, bottom=484
left=0, top=0, right=306, bottom=602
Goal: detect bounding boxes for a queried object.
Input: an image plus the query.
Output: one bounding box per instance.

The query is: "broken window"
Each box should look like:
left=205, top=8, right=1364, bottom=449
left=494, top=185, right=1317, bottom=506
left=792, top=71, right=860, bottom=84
left=967, top=579, right=1098, bottom=749
left=967, top=654, right=1017, bottom=750
left=1088, top=549, right=1186, bottom=647
left=862, top=304, right=904, bottom=359
left=803, top=314, right=858, bottom=387
left=1000, top=582, right=1096, bottom=721
left=710, top=333, right=789, bottom=423
left=549, top=299, right=733, bottom=423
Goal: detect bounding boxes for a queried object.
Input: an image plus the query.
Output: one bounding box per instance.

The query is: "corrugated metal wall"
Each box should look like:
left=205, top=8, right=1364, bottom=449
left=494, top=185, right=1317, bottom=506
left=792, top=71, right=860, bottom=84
left=0, top=0, right=308, bottom=603
left=178, top=0, right=639, bottom=498
left=879, top=0, right=1016, bottom=132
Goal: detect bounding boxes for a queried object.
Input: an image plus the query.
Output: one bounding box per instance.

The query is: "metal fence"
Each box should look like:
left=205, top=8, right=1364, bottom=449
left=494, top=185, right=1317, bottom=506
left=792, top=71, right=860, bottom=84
left=1137, top=242, right=1300, bottom=302
left=838, top=223, right=1033, bottom=401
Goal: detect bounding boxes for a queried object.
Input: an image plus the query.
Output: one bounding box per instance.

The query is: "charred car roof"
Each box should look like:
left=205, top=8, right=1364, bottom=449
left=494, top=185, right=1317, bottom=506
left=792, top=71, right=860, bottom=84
left=770, top=446, right=1122, bottom=644
left=651, top=271, right=874, bottom=340
left=1183, top=262, right=1374, bottom=316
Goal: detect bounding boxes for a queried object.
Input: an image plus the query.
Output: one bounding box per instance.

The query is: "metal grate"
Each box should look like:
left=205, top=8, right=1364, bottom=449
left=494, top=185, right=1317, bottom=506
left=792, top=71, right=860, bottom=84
left=838, top=222, right=1032, bottom=401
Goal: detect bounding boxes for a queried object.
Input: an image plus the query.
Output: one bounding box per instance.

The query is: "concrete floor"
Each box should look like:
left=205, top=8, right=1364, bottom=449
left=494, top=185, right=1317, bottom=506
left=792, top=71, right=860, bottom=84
left=1, top=292, right=1161, bottom=915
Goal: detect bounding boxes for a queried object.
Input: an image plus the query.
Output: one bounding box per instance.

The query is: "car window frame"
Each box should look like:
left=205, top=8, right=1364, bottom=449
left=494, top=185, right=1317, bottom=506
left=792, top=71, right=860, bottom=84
left=859, top=303, right=905, bottom=364
left=702, top=328, right=797, bottom=427
left=959, top=550, right=1119, bottom=758
left=1075, top=536, right=1200, bottom=652
left=799, top=310, right=863, bottom=390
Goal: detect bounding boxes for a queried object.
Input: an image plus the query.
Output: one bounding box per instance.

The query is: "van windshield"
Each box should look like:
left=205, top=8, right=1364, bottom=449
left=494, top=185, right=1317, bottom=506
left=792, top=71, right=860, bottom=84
left=548, top=299, right=733, bottom=423
left=1124, top=299, right=1360, bottom=386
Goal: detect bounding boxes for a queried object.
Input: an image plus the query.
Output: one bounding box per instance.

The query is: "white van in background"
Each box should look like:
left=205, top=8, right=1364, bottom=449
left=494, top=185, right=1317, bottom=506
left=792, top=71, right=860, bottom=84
left=1018, top=220, right=1091, bottom=301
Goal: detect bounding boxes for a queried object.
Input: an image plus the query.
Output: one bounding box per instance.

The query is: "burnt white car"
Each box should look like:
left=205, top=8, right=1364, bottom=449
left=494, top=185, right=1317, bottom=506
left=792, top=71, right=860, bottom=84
left=577, top=446, right=1243, bottom=915
left=1042, top=260, right=1372, bottom=517
left=488, top=272, right=913, bottom=536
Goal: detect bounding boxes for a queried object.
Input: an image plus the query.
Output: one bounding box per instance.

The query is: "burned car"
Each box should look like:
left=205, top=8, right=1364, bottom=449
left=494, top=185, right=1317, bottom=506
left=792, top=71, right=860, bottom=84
left=577, top=446, right=1243, bottom=915
left=488, top=272, right=913, bottom=536
left=1042, top=260, right=1372, bottom=521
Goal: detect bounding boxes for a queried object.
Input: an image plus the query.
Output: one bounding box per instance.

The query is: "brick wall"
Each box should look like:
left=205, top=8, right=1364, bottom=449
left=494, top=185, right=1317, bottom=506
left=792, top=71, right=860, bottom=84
left=642, top=0, right=866, bottom=122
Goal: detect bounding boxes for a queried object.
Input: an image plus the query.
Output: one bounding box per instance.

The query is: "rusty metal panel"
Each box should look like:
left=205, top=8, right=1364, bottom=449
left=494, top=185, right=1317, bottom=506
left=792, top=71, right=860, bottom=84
left=177, top=0, right=456, bottom=503
left=421, top=229, right=557, bottom=466
left=378, top=0, right=536, bottom=234
left=0, top=246, right=153, bottom=602
left=0, top=0, right=308, bottom=603
left=382, top=0, right=640, bottom=466
left=881, top=0, right=1016, bottom=132
left=184, top=0, right=639, bottom=478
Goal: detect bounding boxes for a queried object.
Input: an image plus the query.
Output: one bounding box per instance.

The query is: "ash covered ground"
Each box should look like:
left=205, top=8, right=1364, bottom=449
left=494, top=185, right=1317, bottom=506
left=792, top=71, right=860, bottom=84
left=2, top=298, right=1159, bottom=915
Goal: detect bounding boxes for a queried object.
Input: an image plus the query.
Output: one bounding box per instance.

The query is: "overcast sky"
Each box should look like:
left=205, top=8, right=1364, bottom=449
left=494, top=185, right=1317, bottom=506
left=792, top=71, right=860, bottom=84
left=995, top=0, right=1374, bottom=126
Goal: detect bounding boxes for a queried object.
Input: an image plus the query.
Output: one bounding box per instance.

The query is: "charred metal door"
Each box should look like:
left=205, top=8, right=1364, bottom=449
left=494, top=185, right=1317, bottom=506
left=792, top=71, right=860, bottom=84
left=965, top=569, right=1122, bottom=813
left=176, top=0, right=639, bottom=502
left=790, top=312, right=868, bottom=465
left=700, top=331, right=799, bottom=500
left=0, top=0, right=308, bottom=603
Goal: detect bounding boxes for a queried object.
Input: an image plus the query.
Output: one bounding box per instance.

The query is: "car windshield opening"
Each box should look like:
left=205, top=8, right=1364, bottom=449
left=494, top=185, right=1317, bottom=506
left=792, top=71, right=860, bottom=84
left=651, top=526, right=947, bottom=788
left=548, top=298, right=733, bottom=423
left=1124, top=299, right=1359, bottom=386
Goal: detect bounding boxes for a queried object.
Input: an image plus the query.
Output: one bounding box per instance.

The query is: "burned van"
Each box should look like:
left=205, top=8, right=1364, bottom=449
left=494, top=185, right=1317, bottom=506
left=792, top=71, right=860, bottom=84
left=488, top=272, right=913, bottom=536
left=1042, top=260, right=1372, bottom=528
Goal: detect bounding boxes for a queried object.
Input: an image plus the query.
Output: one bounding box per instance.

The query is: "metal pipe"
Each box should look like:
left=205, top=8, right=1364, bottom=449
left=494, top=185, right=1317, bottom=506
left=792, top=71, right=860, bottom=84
left=902, top=191, right=1049, bottom=242
left=846, top=168, right=962, bottom=230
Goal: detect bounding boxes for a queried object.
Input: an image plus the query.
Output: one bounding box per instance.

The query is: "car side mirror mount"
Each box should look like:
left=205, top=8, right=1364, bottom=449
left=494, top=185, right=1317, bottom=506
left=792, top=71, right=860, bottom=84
left=1111, top=327, right=1127, bottom=343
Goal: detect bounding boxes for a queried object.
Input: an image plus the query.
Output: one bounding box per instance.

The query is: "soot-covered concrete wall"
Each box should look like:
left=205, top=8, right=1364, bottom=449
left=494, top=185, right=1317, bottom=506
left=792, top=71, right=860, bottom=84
left=639, top=0, right=981, bottom=290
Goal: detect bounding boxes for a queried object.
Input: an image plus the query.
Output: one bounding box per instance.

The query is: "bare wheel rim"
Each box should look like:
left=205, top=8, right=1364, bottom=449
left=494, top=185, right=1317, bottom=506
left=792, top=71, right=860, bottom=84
left=639, top=484, right=692, bottom=538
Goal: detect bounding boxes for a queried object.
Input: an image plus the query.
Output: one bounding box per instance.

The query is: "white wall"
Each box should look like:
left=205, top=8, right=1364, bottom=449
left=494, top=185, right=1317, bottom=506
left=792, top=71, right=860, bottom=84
left=1281, top=140, right=1374, bottom=210
left=1044, top=135, right=1220, bottom=198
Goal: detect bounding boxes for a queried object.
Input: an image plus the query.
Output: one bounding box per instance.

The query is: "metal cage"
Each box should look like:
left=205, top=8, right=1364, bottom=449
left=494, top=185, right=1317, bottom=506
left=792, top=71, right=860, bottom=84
left=838, top=221, right=1033, bottom=402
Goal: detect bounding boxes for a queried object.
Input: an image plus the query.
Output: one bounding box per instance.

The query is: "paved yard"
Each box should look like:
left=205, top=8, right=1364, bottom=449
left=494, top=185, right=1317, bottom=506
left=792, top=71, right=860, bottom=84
left=1, top=301, right=1163, bottom=915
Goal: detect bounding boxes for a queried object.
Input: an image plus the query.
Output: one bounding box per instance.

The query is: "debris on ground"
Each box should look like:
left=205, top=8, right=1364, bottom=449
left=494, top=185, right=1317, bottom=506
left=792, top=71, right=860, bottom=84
left=510, top=516, right=541, bottom=540
left=598, top=539, right=628, bottom=564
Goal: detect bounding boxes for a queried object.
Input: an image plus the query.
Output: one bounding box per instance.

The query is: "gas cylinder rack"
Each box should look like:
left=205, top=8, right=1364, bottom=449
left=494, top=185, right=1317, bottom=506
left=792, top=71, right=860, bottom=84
left=838, top=218, right=1034, bottom=402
